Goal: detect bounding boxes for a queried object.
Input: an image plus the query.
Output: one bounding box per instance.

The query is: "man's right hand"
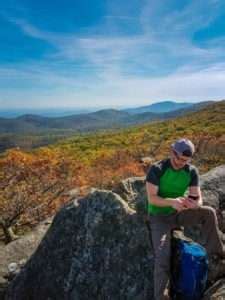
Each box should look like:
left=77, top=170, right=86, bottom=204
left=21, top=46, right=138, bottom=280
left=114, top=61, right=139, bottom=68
left=171, top=197, right=186, bottom=211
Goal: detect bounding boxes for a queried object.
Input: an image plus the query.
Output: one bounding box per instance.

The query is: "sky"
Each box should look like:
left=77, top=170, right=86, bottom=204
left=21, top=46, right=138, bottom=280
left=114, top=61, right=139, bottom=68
left=1, top=0, right=225, bottom=109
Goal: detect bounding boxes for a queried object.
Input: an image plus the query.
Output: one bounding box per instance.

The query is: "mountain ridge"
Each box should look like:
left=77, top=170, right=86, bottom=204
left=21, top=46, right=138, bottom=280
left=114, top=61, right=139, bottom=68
left=123, top=100, right=194, bottom=114
left=0, top=100, right=217, bottom=134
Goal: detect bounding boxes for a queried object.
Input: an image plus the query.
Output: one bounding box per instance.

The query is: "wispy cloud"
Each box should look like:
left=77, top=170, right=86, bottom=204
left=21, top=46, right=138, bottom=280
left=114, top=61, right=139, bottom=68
left=1, top=0, right=225, bottom=108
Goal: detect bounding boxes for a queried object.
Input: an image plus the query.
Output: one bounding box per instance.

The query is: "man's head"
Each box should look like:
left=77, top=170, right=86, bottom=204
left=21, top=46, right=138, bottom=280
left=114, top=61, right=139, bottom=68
left=170, top=138, right=195, bottom=169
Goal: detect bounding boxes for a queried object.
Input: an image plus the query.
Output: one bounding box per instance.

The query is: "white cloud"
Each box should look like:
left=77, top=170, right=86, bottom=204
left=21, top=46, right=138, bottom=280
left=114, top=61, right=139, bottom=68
left=1, top=1, right=225, bottom=108
left=1, top=62, right=225, bottom=109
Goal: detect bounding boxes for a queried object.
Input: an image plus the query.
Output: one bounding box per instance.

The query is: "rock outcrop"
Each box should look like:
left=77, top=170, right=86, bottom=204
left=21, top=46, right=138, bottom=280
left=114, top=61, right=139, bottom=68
left=5, top=191, right=153, bottom=300
left=201, top=165, right=225, bottom=231
left=4, top=165, right=225, bottom=300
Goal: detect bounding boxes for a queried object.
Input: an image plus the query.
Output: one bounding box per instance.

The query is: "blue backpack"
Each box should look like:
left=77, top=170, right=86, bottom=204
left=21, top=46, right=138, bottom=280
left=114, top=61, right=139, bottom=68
left=171, top=231, right=208, bottom=300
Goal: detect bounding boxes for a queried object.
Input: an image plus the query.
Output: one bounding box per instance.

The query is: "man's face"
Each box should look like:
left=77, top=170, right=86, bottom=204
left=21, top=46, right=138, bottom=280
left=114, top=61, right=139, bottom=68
left=171, top=150, right=192, bottom=169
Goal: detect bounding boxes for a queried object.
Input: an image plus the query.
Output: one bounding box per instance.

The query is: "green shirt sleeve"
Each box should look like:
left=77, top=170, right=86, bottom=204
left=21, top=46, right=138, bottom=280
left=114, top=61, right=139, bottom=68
left=146, top=164, right=161, bottom=186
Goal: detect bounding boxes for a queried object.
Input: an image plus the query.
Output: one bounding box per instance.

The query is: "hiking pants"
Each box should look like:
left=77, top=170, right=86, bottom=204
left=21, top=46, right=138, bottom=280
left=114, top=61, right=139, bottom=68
left=149, top=206, right=224, bottom=300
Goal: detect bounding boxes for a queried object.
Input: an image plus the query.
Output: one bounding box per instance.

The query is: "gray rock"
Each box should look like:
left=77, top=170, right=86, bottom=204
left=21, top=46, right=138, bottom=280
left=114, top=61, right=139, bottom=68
left=208, top=257, right=225, bottom=284
left=0, top=277, right=7, bottom=300
left=0, top=218, right=52, bottom=299
left=5, top=190, right=153, bottom=300
left=113, top=176, right=147, bottom=215
left=5, top=263, right=20, bottom=281
left=201, top=165, right=225, bottom=231
left=203, top=278, right=225, bottom=300
left=7, top=264, right=18, bottom=275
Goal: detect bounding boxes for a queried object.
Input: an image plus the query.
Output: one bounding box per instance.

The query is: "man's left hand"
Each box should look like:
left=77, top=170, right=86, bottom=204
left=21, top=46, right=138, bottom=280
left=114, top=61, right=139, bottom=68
left=183, top=197, right=200, bottom=209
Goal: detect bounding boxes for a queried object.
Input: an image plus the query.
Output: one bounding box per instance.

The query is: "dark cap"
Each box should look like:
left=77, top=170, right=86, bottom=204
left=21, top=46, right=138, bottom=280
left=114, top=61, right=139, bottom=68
left=171, top=138, right=195, bottom=157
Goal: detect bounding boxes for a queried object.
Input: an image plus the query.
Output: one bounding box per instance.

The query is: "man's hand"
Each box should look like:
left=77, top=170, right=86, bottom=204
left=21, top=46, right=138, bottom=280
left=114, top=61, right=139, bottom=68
left=171, top=197, right=187, bottom=211
left=182, top=197, right=200, bottom=209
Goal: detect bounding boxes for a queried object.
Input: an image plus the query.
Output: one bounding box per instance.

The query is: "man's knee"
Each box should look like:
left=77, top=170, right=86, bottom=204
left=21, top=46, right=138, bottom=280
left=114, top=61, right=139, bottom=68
left=199, top=206, right=218, bottom=223
left=201, top=206, right=217, bottom=217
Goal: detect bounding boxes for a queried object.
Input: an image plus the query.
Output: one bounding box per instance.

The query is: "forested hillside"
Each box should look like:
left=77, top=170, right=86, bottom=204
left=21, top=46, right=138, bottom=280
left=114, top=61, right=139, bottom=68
left=0, top=101, right=215, bottom=153
left=0, top=101, right=225, bottom=242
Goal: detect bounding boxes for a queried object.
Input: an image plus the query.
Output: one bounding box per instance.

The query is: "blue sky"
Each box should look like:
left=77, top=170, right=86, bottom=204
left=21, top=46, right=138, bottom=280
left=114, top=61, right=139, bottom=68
left=1, top=0, right=225, bottom=109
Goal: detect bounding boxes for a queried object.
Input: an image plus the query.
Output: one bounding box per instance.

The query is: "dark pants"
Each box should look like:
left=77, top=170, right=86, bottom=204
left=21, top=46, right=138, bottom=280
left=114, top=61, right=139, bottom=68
left=149, top=206, right=224, bottom=300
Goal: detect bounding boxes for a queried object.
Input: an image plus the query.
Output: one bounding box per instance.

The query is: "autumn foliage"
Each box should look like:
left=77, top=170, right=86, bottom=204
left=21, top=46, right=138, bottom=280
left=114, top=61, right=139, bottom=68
left=0, top=101, right=225, bottom=242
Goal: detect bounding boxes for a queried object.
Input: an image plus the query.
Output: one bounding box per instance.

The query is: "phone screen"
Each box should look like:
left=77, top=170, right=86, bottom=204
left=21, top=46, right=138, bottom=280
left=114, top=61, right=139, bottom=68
left=188, top=195, right=199, bottom=200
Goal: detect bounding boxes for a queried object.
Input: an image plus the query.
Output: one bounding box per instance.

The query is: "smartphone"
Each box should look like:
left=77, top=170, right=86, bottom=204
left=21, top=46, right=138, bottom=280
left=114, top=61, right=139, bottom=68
left=188, top=195, right=199, bottom=200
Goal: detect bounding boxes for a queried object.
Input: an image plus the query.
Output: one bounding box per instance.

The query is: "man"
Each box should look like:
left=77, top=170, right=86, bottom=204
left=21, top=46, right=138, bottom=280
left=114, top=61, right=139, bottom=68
left=146, top=138, right=225, bottom=300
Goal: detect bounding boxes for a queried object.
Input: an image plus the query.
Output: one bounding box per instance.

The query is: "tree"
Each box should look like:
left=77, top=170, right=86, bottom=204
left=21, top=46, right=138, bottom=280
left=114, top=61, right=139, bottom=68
left=0, top=149, right=73, bottom=243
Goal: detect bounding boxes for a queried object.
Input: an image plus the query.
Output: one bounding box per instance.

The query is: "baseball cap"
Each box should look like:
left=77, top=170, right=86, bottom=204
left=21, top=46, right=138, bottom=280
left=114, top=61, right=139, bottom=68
left=171, top=138, right=195, bottom=157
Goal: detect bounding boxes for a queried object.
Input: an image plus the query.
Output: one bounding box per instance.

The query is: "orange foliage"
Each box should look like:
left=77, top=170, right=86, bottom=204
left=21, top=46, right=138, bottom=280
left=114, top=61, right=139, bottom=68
left=0, top=146, right=145, bottom=237
left=0, top=149, right=76, bottom=236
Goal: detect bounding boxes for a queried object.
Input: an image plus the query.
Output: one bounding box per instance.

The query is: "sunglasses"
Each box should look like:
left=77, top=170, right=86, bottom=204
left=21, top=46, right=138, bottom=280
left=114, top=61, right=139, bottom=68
left=173, top=150, right=192, bottom=163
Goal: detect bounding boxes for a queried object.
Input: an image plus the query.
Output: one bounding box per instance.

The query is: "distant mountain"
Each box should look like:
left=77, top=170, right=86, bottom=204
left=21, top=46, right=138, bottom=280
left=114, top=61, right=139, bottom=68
left=123, top=100, right=195, bottom=114
left=0, top=108, right=95, bottom=118
left=0, top=101, right=216, bottom=135
left=0, top=109, right=130, bottom=134
left=126, top=101, right=215, bottom=124
left=0, top=101, right=213, bottom=118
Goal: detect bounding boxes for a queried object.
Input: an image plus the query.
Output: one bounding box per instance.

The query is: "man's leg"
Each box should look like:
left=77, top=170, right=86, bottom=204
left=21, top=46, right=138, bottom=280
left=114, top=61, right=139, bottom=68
left=149, top=214, right=176, bottom=300
left=176, top=206, right=224, bottom=255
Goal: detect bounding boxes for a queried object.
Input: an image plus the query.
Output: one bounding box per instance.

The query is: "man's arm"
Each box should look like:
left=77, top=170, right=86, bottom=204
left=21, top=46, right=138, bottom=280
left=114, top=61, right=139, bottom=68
left=146, top=182, right=186, bottom=211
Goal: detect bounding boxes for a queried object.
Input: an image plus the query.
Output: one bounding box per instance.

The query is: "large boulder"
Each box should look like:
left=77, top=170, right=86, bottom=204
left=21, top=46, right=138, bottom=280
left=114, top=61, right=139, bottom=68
left=5, top=190, right=153, bottom=300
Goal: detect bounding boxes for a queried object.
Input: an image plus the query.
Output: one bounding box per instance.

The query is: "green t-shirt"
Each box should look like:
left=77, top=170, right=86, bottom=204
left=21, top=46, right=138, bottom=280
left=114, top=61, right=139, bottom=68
left=146, top=158, right=199, bottom=215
